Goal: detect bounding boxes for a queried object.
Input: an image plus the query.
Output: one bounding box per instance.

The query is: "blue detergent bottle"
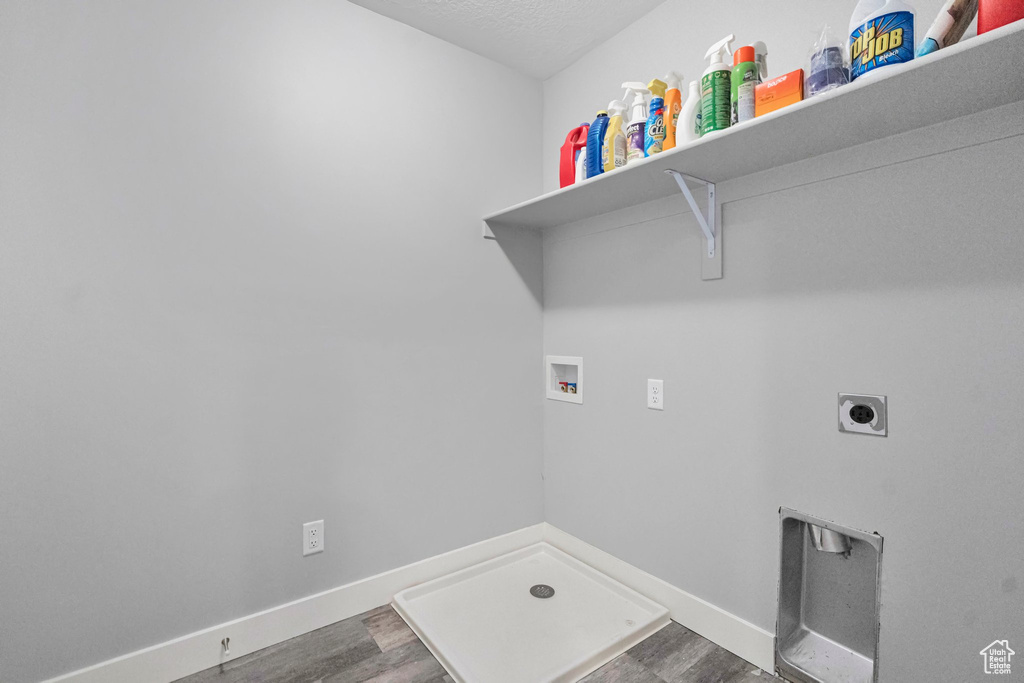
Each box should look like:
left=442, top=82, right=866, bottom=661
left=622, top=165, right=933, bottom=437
left=585, top=110, right=609, bottom=179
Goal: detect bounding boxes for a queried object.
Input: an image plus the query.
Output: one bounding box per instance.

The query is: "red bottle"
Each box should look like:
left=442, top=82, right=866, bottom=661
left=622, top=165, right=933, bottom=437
left=978, top=0, right=1024, bottom=33
left=559, top=124, right=589, bottom=188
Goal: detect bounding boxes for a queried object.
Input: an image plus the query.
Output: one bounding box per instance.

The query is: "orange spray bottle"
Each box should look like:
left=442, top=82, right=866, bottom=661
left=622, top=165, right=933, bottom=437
left=663, top=71, right=683, bottom=151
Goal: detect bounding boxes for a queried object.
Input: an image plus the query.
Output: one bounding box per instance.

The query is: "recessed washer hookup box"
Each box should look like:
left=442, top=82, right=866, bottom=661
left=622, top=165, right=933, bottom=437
left=777, top=508, right=883, bottom=683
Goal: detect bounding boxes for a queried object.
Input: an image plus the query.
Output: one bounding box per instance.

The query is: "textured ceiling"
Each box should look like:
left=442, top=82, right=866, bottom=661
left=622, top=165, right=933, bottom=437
left=348, top=0, right=669, bottom=79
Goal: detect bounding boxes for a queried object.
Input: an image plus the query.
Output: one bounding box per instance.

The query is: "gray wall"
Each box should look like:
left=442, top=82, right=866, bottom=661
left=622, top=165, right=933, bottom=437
left=4, top=1, right=1021, bottom=682
left=540, top=3, right=1024, bottom=679
left=0, top=2, right=543, bottom=681
left=544, top=130, right=1024, bottom=682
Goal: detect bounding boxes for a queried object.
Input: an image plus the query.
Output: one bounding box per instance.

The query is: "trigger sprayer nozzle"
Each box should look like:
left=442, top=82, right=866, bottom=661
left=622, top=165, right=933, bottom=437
left=705, top=34, right=736, bottom=63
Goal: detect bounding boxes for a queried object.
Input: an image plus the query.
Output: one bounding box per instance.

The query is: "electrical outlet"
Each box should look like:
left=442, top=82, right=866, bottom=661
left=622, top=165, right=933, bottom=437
left=647, top=379, right=664, bottom=410
left=303, top=520, right=324, bottom=556
left=838, top=393, right=887, bottom=436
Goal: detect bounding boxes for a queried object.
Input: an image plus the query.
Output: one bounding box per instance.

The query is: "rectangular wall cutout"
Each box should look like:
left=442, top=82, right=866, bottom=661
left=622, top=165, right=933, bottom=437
left=546, top=356, right=583, bottom=404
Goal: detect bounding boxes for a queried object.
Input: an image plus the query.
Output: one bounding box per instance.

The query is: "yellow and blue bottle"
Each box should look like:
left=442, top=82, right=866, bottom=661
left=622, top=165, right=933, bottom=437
left=644, top=78, right=667, bottom=156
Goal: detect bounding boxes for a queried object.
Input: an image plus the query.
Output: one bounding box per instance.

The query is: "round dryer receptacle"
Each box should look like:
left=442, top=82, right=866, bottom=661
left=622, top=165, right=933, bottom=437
left=850, top=404, right=875, bottom=424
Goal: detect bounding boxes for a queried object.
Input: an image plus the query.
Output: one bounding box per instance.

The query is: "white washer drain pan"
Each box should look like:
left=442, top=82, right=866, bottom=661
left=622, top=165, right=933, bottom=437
left=393, top=542, right=669, bottom=683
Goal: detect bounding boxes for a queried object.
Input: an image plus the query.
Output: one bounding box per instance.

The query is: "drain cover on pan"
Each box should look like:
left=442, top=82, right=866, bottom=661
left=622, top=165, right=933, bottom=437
left=530, top=584, right=555, bottom=599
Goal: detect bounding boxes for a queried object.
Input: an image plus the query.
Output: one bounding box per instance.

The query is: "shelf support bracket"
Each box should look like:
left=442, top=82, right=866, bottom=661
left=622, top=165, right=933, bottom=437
left=665, top=169, right=722, bottom=280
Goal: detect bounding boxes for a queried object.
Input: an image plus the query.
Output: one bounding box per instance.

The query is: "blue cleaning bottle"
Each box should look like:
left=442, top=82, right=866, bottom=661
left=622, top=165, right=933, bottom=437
left=586, top=110, right=610, bottom=178
left=644, top=79, right=667, bottom=156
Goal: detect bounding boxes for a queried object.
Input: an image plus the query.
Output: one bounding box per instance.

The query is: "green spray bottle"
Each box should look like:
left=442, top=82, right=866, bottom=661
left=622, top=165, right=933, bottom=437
left=730, top=45, right=759, bottom=125
left=700, top=34, right=734, bottom=137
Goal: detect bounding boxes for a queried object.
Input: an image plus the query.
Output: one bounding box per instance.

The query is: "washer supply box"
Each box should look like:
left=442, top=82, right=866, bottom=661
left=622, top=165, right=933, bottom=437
left=755, top=69, right=805, bottom=117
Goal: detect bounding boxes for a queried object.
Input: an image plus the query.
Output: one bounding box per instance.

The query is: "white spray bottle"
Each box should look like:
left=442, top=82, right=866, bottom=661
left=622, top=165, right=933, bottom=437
left=622, top=82, right=649, bottom=164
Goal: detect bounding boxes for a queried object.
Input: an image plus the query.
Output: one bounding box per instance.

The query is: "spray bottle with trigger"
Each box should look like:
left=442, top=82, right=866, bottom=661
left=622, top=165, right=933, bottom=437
left=622, top=82, right=650, bottom=164
left=701, top=34, right=734, bottom=136
left=602, top=99, right=629, bottom=172
left=663, top=72, right=683, bottom=151
left=753, top=41, right=768, bottom=80
left=644, top=78, right=668, bottom=156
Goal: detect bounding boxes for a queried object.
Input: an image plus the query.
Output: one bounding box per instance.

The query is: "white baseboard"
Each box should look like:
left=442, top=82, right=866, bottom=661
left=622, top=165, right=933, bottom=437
left=45, top=522, right=774, bottom=682
left=541, top=524, right=776, bottom=673
left=43, top=524, right=546, bottom=683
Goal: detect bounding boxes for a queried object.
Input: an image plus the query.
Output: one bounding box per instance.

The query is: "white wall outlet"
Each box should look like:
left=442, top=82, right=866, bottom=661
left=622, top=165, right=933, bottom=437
left=647, top=379, right=664, bottom=410
left=303, top=520, right=324, bottom=556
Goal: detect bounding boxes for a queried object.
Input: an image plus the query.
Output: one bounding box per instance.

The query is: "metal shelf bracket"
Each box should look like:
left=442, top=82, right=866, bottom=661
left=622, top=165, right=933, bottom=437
left=665, top=169, right=716, bottom=257
left=664, top=169, right=722, bottom=280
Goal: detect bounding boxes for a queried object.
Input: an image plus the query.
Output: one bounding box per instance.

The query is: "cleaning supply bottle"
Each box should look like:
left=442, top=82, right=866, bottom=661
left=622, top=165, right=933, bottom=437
left=585, top=110, right=610, bottom=178
left=917, top=0, right=977, bottom=56
left=753, top=41, right=769, bottom=80
left=622, top=83, right=649, bottom=164
left=731, top=45, right=759, bottom=125
left=849, top=0, right=916, bottom=81
left=644, top=78, right=667, bottom=156
left=978, top=0, right=1024, bottom=34
left=602, top=100, right=628, bottom=172
left=559, top=123, right=589, bottom=188
left=701, top=34, right=734, bottom=137
left=575, top=146, right=587, bottom=184
left=663, top=72, right=683, bottom=150
left=679, top=80, right=701, bottom=144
